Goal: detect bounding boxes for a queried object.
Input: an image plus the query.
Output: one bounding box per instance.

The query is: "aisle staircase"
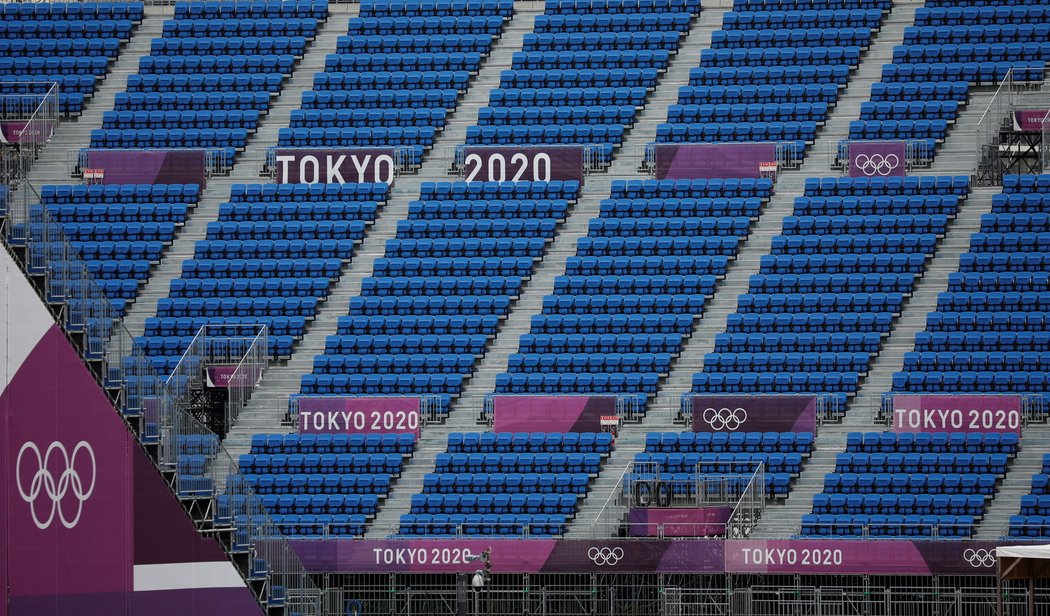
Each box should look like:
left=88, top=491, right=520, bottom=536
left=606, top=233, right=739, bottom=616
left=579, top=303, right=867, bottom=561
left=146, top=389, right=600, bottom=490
left=364, top=4, right=732, bottom=537
left=223, top=1, right=551, bottom=459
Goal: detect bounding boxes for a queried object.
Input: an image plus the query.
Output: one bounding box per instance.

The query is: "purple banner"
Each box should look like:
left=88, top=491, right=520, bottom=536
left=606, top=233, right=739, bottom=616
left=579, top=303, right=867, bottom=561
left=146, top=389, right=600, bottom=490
left=848, top=141, right=906, bottom=178
left=85, top=149, right=206, bottom=186
left=291, top=538, right=1006, bottom=575
left=0, top=120, right=54, bottom=145
left=691, top=395, right=816, bottom=433
left=1012, top=109, right=1049, bottom=133
left=4, top=326, right=135, bottom=601
left=462, top=146, right=584, bottom=182
left=627, top=507, right=732, bottom=537
left=290, top=539, right=725, bottom=574
left=725, top=540, right=1001, bottom=576
left=891, top=395, right=1022, bottom=434
left=653, top=143, right=777, bottom=179
left=492, top=395, right=615, bottom=433
left=274, top=148, right=396, bottom=184
left=298, top=396, right=421, bottom=436
left=205, top=365, right=240, bottom=388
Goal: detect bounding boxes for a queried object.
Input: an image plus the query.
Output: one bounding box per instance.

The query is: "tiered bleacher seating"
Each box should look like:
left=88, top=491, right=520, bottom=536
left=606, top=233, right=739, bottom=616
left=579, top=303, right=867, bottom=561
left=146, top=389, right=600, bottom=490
left=31, top=183, right=200, bottom=313
left=636, top=431, right=814, bottom=500
left=1010, top=454, right=1050, bottom=537
left=278, top=0, right=512, bottom=166
left=849, top=1, right=1050, bottom=163
left=233, top=432, right=416, bottom=536
left=893, top=175, right=1050, bottom=399
left=398, top=431, right=614, bottom=536
left=802, top=431, right=1017, bottom=537
left=470, top=0, right=699, bottom=161
left=139, top=182, right=387, bottom=371
left=494, top=178, right=771, bottom=415
left=0, top=2, right=143, bottom=115
left=694, top=176, right=969, bottom=415
left=91, top=0, right=327, bottom=166
left=658, top=0, right=886, bottom=158
left=297, top=180, right=580, bottom=417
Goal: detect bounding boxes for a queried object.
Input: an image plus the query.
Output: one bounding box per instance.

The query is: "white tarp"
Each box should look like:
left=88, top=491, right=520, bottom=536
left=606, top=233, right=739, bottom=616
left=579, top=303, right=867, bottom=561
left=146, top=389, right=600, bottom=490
left=996, top=545, right=1050, bottom=560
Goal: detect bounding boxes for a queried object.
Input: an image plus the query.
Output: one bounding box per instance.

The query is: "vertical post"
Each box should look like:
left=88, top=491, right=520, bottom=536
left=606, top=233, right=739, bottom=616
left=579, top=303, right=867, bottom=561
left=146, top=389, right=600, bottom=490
left=995, top=559, right=1002, bottom=616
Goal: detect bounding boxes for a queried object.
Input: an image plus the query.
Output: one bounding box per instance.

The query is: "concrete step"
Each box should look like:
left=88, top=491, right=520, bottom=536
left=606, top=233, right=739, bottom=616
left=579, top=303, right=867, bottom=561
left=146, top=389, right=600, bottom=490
left=225, top=1, right=552, bottom=470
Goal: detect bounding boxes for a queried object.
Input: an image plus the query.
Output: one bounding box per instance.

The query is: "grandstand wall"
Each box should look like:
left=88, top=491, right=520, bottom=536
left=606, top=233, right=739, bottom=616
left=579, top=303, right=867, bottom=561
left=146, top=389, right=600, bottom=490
left=1, top=247, right=262, bottom=615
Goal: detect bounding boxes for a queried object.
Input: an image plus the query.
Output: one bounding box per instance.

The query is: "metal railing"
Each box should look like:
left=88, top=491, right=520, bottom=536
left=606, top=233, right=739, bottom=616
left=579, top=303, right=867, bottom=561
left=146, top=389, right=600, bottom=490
left=367, top=520, right=733, bottom=540
left=70, top=147, right=231, bottom=179
left=480, top=393, right=644, bottom=425
left=642, top=141, right=803, bottom=177
left=591, top=460, right=765, bottom=539
left=2, top=199, right=324, bottom=613
left=974, top=66, right=1048, bottom=186
left=226, top=325, right=269, bottom=432
left=1, top=82, right=59, bottom=245
left=1042, top=112, right=1050, bottom=173
left=725, top=461, right=764, bottom=539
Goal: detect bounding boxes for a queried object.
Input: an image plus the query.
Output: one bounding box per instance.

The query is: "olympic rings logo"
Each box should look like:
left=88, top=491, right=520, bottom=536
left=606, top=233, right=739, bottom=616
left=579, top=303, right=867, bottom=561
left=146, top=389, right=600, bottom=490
left=587, top=547, right=625, bottom=566
left=852, top=153, right=901, bottom=177
left=963, top=548, right=996, bottom=568
left=15, top=441, right=96, bottom=530
left=702, top=407, right=748, bottom=431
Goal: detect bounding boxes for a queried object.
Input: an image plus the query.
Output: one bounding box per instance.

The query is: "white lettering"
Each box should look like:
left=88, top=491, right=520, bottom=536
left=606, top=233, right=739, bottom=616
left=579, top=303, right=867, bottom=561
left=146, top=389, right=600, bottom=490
left=276, top=155, right=294, bottom=182
left=351, top=155, right=371, bottom=183
left=326, top=155, right=347, bottom=183
left=299, top=156, right=319, bottom=184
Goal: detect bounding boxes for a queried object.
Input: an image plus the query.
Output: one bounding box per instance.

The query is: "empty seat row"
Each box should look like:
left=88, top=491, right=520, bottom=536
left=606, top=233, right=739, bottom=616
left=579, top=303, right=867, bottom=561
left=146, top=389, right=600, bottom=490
left=534, top=12, right=691, bottom=33
left=690, top=65, right=852, bottom=86
left=447, top=431, right=613, bottom=454
left=398, top=513, right=566, bottom=536
left=163, top=17, right=319, bottom=37
left=435, top=452, right=602, bottom=474
left=802, top=514, right=974, bottom=537
left=814, top=493, right=986, bottom=516
left=422, top=472, right=590, bottom=494
left=847, top=431, right=1018, bottom=454
left=250, top=432, right=416, bottom=455
left=348, top=15, right=503, bottom=35
left=411, top=493, right=578, bottom=515
left=645, top=431, right=814, bottom=454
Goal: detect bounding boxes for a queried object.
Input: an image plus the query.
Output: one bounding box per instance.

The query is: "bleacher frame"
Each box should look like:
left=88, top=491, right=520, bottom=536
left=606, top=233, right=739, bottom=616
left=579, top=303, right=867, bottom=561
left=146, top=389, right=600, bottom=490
left=312, top=572, right=1049, bottom=615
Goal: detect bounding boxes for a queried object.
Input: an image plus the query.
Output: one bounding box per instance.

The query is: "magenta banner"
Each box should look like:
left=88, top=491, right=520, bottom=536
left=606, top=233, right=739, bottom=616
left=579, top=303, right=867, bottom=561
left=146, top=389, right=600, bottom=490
left=492, top=395, right=615, bottom=433
left=725, top=540, right=1001, bottom=576
left=290, top=538, right=725, bottom=574
left=0, top=120, right=54, bottom=145
left=85, top=149, right=206, bottom=186
left=848, top=141, right=906, bottom=178
left=290, top=538, right=1006, bottom=575
left=891, top=395, right=1022, bottom=434
left=274, top=148, right=396, bottom=184
left=1012, top=109, right=1049, bottom=133
left=205, top=365, right=240, bottom=388
left=297, top=396, right=421, bottom=436
left=691, top=395, right=816, bottom=433
left=462, top=146, right=584, bottom=182
left=627, top=507, right=732, bottom=537
left=4, top=326, right=135, bottom=605
left=653, top=143, right=776, bottom=179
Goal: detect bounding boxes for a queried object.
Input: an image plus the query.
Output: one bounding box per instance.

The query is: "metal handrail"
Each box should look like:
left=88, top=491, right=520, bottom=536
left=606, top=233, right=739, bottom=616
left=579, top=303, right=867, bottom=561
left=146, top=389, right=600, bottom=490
left=3, top=199, right=324, bottom=614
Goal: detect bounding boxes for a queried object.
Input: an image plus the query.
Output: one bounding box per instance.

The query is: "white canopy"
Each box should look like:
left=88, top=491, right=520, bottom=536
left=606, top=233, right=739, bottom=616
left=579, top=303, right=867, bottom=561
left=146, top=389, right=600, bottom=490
left=996, top=544, right=1050, bottom=560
